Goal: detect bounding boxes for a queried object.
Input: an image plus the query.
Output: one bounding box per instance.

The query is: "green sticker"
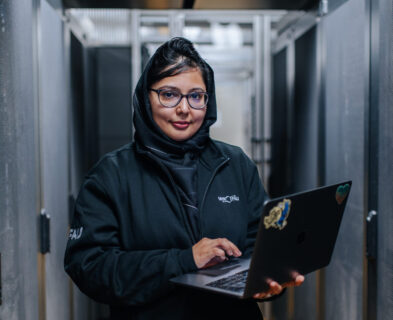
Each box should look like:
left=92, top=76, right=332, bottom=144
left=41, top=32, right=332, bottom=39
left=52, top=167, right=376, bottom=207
left=336, top=184, right=350, bottom=204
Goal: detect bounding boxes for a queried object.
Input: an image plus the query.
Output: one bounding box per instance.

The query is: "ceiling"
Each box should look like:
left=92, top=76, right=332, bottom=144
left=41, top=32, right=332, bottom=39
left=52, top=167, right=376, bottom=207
left=61, top=0, right=320, bottom=10
left=65, top=8, right=298, bottom=47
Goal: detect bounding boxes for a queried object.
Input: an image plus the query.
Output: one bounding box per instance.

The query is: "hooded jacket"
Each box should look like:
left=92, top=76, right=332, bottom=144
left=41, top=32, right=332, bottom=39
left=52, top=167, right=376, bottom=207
left=64, top=42, right=268, bottom=319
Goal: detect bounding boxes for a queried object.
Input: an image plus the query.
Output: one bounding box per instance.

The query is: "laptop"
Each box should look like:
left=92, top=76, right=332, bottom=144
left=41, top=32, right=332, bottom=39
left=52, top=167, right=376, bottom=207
left=170, top=180, right=352, bottom=299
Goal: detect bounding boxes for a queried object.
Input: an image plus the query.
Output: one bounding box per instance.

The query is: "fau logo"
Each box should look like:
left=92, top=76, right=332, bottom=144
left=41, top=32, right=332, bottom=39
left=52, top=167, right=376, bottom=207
left=69, top=227, right=83, bottom=240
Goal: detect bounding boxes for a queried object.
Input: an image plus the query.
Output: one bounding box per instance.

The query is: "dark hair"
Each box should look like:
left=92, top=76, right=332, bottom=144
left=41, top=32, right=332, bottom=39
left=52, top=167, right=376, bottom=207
left=146, top=37, right=210, bottom=89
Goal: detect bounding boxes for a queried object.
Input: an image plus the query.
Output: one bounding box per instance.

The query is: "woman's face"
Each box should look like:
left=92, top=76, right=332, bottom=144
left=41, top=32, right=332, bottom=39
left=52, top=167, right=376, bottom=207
left=149, top=68, right=207, bottom=142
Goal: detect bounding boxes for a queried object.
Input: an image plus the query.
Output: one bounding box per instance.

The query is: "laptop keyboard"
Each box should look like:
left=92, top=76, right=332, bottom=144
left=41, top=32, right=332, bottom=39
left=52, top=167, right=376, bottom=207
left=206, top=270, right=248, bottom=293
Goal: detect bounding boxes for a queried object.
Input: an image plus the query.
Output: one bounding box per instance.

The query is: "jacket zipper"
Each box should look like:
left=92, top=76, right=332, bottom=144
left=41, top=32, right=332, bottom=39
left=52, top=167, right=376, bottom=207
left=143, top=152, right=198, bottom=244
left=198, top=157, right=230, bottom=239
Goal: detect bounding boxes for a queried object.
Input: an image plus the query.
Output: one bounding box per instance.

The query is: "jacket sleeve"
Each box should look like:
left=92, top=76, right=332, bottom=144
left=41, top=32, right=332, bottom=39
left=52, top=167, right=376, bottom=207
left=64, top=175, right=198, bottom=307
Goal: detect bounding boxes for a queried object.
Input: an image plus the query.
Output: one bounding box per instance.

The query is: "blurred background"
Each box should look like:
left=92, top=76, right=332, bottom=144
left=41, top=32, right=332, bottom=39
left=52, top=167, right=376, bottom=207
left=0, top=0, right=392, bottom=319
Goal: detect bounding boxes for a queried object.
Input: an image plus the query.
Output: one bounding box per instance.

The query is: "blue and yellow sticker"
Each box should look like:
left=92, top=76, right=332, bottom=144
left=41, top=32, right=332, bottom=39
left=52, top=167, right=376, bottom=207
left=264, top=199, right=291, bottom=230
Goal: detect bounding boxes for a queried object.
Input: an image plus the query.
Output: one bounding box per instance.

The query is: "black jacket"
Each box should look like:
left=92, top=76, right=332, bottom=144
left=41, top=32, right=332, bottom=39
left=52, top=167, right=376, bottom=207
left=64, top=138, right=267, bottom=319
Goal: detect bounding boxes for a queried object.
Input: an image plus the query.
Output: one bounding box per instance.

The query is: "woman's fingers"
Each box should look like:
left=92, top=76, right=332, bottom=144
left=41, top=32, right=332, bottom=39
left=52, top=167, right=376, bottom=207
left=290, top=271, right=305, bottom=285
left=214, top=238, right=242, bottom=257
left=267, top=280, right=282, bottom=295
left=253, top=275, right=305, bottom=300
left=253, top=292, right=270, bottom=299
left=192, top=237, right=242, bottom=269
left=252, top=280, right=282, bottom=299
left=282, top=273, right=305, bottom=288
left=294, top=274, right=305, bottom=286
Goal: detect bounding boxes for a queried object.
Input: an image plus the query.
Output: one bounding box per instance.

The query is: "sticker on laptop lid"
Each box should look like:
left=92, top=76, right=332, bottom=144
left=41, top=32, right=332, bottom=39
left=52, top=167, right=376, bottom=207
left=335, top=184, right=350, bottom=205
left=264, top=199, right=291, bottom=230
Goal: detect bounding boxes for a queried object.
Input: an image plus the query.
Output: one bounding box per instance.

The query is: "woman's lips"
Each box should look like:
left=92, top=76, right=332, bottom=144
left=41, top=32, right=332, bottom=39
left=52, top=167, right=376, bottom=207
left=171, top=121, right=190, bottom=130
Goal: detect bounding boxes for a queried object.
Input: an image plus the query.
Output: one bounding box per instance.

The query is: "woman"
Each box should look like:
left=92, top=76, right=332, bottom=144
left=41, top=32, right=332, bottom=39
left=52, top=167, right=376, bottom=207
left=64, top=37, right=303, bottom=320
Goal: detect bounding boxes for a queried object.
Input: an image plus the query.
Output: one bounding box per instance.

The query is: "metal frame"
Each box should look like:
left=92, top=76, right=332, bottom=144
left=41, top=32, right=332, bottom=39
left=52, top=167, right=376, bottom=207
left=273, top=11, right=319, bottom=54
left=63, top=13, right=75, bottom=320
left=315, top=16, right=327, bottom=320
left=131, top=9, right=141, bottom=93
left=252, top=15, right=272, bottom=183
left=64, top=9, right=289, bottom=47
left=169, top=11, right=185, bottom=37
left=32, top=0, right=47, bottom=319
left=363, top=0, right=378, bottom=318
left=252, top=15, right=264, bottom=176
left=262, top=16, right=272, bottom=184
left=286, top=42, right=295, bottom=192
left=63, top=10, right=89, bottom=47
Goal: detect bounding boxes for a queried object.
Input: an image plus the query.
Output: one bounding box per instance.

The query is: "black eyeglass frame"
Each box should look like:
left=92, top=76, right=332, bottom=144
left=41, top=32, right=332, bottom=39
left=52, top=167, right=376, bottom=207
left=149, top=88, right=209, bottom=110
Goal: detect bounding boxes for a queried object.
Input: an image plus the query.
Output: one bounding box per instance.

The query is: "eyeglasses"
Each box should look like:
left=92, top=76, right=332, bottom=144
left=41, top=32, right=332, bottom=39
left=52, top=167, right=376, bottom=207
left=150, top=88, right=208, bottom=110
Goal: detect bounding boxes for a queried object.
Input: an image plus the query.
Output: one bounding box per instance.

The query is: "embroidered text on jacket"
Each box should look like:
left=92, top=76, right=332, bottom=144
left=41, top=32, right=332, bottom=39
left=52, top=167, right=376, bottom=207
left=218, top=195, right=240, bottom=204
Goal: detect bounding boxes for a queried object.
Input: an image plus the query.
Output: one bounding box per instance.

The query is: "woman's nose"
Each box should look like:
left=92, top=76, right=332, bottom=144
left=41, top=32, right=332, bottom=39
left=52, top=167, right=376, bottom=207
left=176, top=96, right=190, bottom=114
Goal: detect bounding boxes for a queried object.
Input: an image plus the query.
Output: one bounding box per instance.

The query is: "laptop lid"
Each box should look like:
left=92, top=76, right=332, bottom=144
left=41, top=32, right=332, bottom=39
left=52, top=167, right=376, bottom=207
left=244, top=180, right=352, bottom=297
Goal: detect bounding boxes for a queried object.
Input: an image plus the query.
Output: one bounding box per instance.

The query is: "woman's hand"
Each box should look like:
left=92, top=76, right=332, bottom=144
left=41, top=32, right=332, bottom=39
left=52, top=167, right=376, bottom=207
left=253, top=273, right=305, bottom=299
left=192, top=237, right=242, bottom=269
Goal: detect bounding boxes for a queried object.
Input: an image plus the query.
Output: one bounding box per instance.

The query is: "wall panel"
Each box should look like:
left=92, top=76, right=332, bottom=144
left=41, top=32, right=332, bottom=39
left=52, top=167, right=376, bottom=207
left=96, top=47, right=132, bottom=156
left=291, top=26, right=319, bottom=320
left=0, top=0, right=39, bottom=319
left=39, top=1, right=71, bottom=319
left=323, top=0, right=367, bottom=318
left=376, top=0, right=393, bottom=318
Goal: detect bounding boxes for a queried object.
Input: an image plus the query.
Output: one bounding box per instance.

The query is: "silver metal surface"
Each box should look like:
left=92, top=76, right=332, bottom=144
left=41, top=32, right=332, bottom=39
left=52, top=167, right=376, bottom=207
left=96, top=47, right=132, bottom=154
left=291, top=27, right=319, bottom=320
left=323, top=0, right=367, bottom=318
left=374, top=0, right=393, bottom=318
left=273, top=11, right=319, bottom=54
left=61, top=0, right=319, bottom=10
left=169, top=11, right=185, bottom=37
left=65, top=9, right=289, bottom=47
left=130, top=9, right=141, bottom=139
left=319, top=0, right=329, bottom=15
left=327, top=0, right=349, bottom=12
left=315, top=18, right=327, bottom=320
left=262, top=16, right=272, bottom=183
left=252, top=15, right=264, bottom=175
left=65, top=9, right=132, bottom=47
left=250, top=15, right=273, bottom=183
left=46, top=0, right=62, bottom=11
left=38, top=2, right=72, bottom=319
left=171, top=258, right=250, bottom=297
left=193, top=0, right=318, bottom=10
left=0, top=0, right=39, bottom=319
left=286, top=42, right=295, bottom=191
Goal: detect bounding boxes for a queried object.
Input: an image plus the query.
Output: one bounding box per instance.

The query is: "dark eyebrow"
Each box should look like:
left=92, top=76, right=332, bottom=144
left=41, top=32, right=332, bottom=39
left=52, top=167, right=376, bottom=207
left=157, top=86, right=206, bottom=92
left=189, top=87, right=206, bottom=92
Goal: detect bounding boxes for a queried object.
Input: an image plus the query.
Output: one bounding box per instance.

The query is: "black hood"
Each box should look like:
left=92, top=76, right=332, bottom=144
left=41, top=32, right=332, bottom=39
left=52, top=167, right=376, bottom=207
left=132, top=51, right=217, bottom=155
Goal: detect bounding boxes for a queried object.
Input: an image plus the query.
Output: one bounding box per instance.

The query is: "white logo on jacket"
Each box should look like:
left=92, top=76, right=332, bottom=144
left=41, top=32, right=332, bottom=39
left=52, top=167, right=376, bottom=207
left=69, top=227, right=83, bottom=240
left=218, top=195, right=240, bottom=204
